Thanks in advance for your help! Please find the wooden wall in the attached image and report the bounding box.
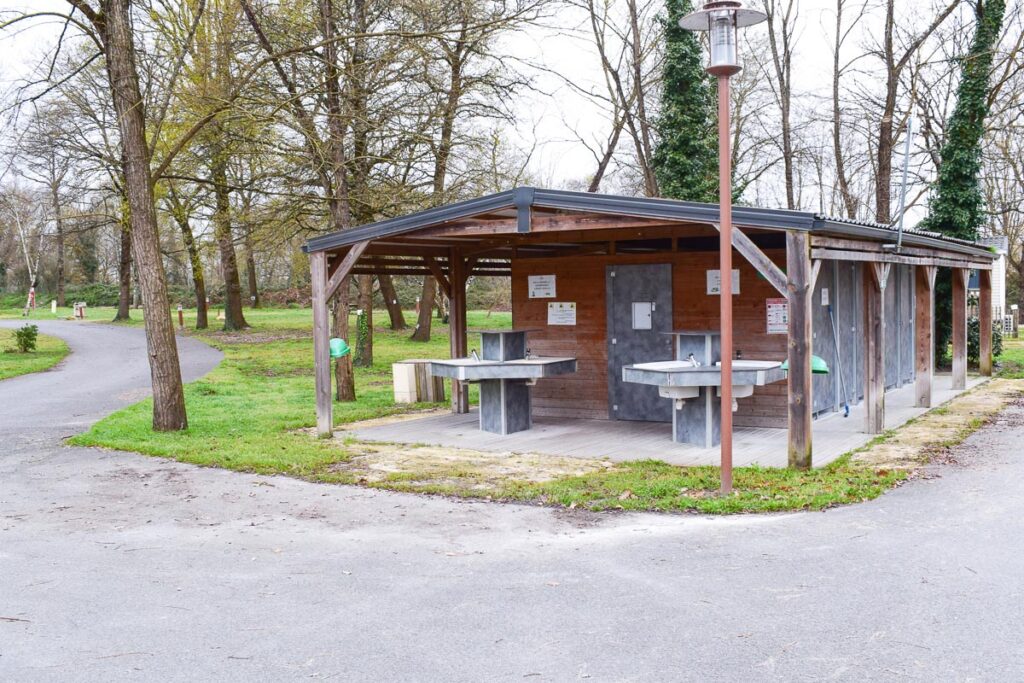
[510,249,789,427]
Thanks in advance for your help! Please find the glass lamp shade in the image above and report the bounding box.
[677,1,767,77]
[708,10,739,75]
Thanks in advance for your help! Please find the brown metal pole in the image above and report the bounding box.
[718,74,733,495]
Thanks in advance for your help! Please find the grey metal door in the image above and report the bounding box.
[606,264,674,422]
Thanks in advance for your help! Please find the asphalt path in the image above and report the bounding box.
[1,319,1022,681]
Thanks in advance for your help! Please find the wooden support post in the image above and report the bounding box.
[979,269,993,376]
[863,262,890,434]
[786,231,813,469]
[326,241,369,301]
[952,268,968,390]
[310,251,332,438]
[449,249,469,413]
[914,265,937,408]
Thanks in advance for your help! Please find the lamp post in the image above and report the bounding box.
[679,1,766,495]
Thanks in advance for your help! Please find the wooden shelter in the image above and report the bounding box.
[304,188,996,468]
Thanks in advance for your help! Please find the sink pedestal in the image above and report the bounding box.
[673,387,722,448]
[479,379,532,435]
[428,329,576,435]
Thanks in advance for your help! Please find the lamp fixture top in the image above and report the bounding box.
[677,1,768,31]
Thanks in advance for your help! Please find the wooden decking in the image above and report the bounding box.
[345,374,987,468]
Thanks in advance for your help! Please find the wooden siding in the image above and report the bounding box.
[510,250,789,426]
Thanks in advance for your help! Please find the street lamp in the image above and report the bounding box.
[679,1,766,495]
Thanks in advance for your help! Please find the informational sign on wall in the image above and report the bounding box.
[766,298,789,334]
[547,301,577,326]
[706,269,741,295]
[528,274,556,298]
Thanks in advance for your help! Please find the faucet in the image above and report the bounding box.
[687,353,700,367]
[470,349,480,361]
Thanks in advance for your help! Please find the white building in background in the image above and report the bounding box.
[970,236,1009,327]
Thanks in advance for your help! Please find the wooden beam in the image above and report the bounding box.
[418,214,682,238]
[811,235,987,261]
[715,223,788,295]
[810,247,992,271]
[325,241,369,301]
[810,259,823,290]
[863,262,889,434]
[980,269,993,376]
[952,268,968,390]
[786,231,813,469]
[915,265,937,408]
[423,256,452,298]
[449,249,469,413]
[310,251,332,438]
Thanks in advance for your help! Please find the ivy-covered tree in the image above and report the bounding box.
[921,0,1006,362]
[652,0,718,202]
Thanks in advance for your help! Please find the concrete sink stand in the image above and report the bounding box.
[429,329,576,435]
[622,331,784,448]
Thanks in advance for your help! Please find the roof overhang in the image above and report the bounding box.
[302,186,997,264]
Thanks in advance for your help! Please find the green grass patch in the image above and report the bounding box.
[0,329,69,381]
[499,456,904,514]
[997,338,1024,379]
[70,305,912,515]
[70,309,510,473]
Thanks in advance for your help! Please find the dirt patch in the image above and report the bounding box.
[204,332,309,344]
[327,440,613,491]
[852,378,1024,469]
[335,408,450,431]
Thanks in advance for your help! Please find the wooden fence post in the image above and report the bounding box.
[979,269,993,376]
[915,265,937,407]
[864,262,890,434]
[449,249,470,414]
[310,250,332,437]
[952,268,968,390]
[786,231,813,469]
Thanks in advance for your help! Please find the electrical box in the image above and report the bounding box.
[632,301,654,330]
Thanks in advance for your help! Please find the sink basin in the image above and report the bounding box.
[659,385,700,400]
[623,360,785,388]
[429,357,577,381]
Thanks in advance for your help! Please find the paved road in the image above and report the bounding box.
[1,320,1022,681]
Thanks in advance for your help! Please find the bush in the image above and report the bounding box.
[968,316,1003,367]
[14,324,38,353]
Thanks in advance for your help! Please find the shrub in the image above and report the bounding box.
[14,324,38,353]
[968,316,1003,366]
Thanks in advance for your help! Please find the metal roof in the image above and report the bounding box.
[303,186,996,261]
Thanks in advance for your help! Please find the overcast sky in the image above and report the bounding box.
[0,0,962,210]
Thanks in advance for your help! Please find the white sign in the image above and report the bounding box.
[821,288,830,306]
[528,274,556,298]
[766,298,788,334]
[706,269,740,295]
[547,301,577,326]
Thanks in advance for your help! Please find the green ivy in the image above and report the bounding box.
[651,0,718,202]
[921,0,1006,363]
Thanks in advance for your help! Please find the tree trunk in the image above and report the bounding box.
[52,184,66,307]
[178,211,208,330]
[378,273,406,329]
[332,280,355,401]
[101,0,187,431]
[114,223,132,321]
[210,144,248,331]
[245,235,260,308]
[354,274,373,366]
[411,277,436,342]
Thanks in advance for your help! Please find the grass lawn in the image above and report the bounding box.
[0,329,69,381]
[997,337,1024,379]
[64,304,927,514]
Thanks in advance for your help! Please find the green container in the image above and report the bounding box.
[329,337,351,359]
[781,355,830,375]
